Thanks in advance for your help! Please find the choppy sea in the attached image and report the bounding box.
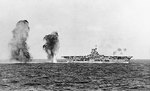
[0,59,149,91]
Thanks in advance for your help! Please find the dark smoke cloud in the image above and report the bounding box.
[43,32,59,61]
[113,51,116,55]
[9,20,31,63]
[123,48,127,51]
[113,48,127,55]
[117,48,122,51]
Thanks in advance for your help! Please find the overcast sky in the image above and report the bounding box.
[0,0,150,61]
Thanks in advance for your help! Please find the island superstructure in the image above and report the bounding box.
[61,47,132,63]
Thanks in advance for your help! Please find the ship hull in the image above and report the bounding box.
[61,56,132,63]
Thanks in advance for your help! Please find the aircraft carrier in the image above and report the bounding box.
[61,47,132,63]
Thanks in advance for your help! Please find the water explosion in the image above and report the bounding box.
[43,32,59,62]
[9,20,31,63]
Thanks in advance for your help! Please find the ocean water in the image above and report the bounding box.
[0,59,149,91]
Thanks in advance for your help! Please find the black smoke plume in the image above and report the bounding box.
[43,32,59,61]
[9,20,31,63]
[113,48,127,55]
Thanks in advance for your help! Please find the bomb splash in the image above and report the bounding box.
[9,20,31,63]
[43,32,59,62]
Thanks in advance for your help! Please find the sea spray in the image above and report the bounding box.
[43,32,59,62]
[9,20,31,63]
